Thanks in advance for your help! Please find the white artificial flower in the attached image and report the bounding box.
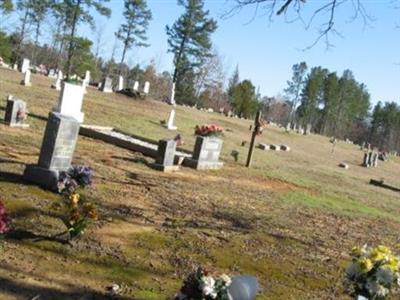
[201,276,216,298]
[376,284,389,297]
[361,244,371,257]
[220,274,232,287]
[376,268,393,285]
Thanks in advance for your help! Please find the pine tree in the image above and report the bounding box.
[30,0,49,65]
[227,64,239,103]
[115,0,152,74]
[284,62,307,123]
[0,0,13,13]
[166,0,217,102]
[232,79,258,118]
[64,0,111,79]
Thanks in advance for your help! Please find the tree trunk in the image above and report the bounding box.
[32,22,40,65]
[66,0,82,79]
[15,8,30,64]
[172,35,187,83]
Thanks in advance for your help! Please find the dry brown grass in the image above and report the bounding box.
[1,67,400,299]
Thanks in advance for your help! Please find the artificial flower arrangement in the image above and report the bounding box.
[57,165,97,239]
[16,108,28,123]
[346,244,400,299]
[194,125,224,138]
[256,119,268,135]
[176,267,232,300]
[0,200,10,238]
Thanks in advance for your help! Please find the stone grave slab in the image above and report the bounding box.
[185,136,224,170]
[3,96,29,127]
[24,112,80,190]
[152,139,180,172]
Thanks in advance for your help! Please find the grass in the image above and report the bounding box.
[0,67,400,299]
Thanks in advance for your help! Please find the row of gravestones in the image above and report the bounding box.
[363,151,379,168]
[258,143,290,151]
[14,58,151,98]
[285,122,312,135]
[99,76,150,96]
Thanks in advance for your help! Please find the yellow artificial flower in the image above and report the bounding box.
[70,193,80,206]
[358,257,373,273]
[376,245,391,255]
[352,246,362,257]
[370,249,385,263]
[384,256,399,272]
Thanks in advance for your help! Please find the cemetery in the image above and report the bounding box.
[1,1,400,299]
[1,67,400,299]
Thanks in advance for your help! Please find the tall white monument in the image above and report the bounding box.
[53,82,85,123]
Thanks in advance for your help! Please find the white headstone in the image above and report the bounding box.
[21,58,30,73]
[13,64,18,70]
[169,82,176,106]
[21,70,32,86]
[118,76,124,91]
[84,70,90,84]
[133,81,139,91]
[166,109,177,130]
[53,81,85,123]
[143,81,150,95]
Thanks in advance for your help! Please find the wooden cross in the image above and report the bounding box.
[246,111,262,168]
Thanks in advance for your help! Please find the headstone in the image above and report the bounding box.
[13,63,18,71]
[207,108,214,113]
[258,143,270,150]
[187,136,223,170]
[21,58,30,73]
[24,112,80,191]
[143,81,150,95]
[280,145,290,151]
[363,152,369,167]
[118,76,124,91]
[166,109,177,130]
[53,81,85,123]
[52,70,63,91]
[231,150,239,162]
[83,70,90,84]
[133,81,139,91]
[152,139,179,172]
[305,123,312,135]
[285,123,291,132]
[100,77,113,93]
[169,82,176,105]
[367,151,373,167]
[372,152,378,167]
[21,70,32,86]
[339,162,349,169]
[270,144,281,151]
[3,96,29,128]
[48,69,56,78]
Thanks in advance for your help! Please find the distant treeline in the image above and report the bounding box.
[263,62,400,153]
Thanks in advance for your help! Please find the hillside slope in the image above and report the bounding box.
[1,68,399,299]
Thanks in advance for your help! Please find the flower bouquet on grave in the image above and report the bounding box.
[56,165,97,240]
[0,200,10,251]
[176,267,232,300]
[194,124,224,138]
[345,244,400,300]
[16,108,28,123]
[256,119,268,136]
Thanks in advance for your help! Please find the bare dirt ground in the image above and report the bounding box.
[1,68,400,299]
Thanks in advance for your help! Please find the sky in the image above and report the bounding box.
[3,0,400,105]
